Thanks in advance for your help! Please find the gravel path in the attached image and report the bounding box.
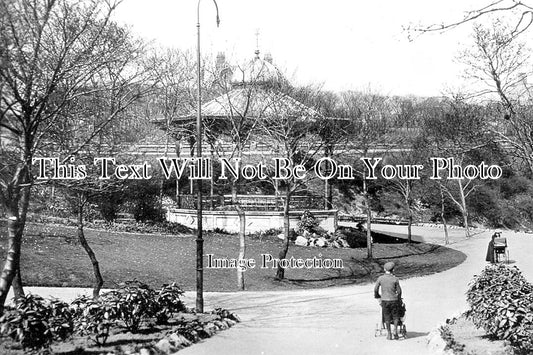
[12,225,533,355]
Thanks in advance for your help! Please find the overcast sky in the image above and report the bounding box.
[113,0,499,97]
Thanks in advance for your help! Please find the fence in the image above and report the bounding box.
[177,194,323,211]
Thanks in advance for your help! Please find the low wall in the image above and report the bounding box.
[166,208,338,234]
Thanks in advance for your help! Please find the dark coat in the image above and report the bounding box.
[486,240,495,263]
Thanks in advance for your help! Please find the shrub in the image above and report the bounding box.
[101,280,160,332]
[72,282,187,344]
[154,283,186,323]
[337,227,366,248]
[99,281,187,331]
[72,295,115,346]
[0,294,73,349]
[466,264,533,352]
[249,227,283,240]
[298,210,319,233]
[0,282,189,349]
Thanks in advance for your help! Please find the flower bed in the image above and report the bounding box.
[0,282,239,354]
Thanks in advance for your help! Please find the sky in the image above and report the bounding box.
[113,0,498,97]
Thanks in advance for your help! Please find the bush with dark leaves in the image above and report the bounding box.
[72,295,115,346]
[155,283,186,323]
[0,294,74,349]
[466,264,533,352]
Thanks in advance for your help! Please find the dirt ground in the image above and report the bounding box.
[448,316,514,355]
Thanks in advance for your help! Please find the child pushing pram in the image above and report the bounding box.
[374,262,406,340]
[375,298,407,338]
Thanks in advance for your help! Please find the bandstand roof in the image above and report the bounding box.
[198,86,320,121]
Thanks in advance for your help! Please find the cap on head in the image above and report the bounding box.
[384,262,395,272]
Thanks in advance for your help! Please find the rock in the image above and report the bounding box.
[225,319,237,327]
[426,327,454,355]
[169,333,191,347]
[336,232,347,240]
[295,236,308,246]
[214,320,228,330]
[196,313,219,323]
[339,239,350,248]
[155,338,173,354]
[204,322,218,336]
[139,349,151,355]
[315,237,327,247]
[277,233,285,240]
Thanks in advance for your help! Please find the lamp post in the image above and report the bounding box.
[196,0,219,313]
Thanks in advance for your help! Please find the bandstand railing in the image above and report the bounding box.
[177,194,322,211]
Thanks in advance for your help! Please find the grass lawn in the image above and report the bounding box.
[0,221,466,291]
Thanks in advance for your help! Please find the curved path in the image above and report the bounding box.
[13,226,533,355]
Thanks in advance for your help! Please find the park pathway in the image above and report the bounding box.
[15,225,533,355]
[176,225,533,355]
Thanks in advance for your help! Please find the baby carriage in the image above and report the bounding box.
[493,236,509,264]
[374,299,407,338]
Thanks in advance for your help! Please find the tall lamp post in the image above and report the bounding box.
[196,0,219,313]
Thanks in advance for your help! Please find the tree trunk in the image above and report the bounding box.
[0,177,32,311]
[407,211,413,244]
[236,206,246,290]
[159,178,165,209]
[210,150,214,210]
[12,185,31,300]
[462,209,470,238]
[231,180,238,204]
[457,180,470,237]
[276,192,291,280]
[0,212,22,313]
[405,184,412,244]
[274,180,280,210]
[324,178,333,210]
[439,185,450,245]
[175,141,181,208]
[363,178,373,259]
[77,199,104,299]
[12,269,24,300]
[323,151,333,210]
[176,179,181,208]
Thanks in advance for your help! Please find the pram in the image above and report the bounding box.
[493,236,509,264]
[374,299,407,338]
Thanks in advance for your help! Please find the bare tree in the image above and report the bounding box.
[0,0,151,311]
[147,49,199,205]
[461,22,533,176]
[407,0,533,40]
[301,89,350,210]
[54,173,125,299]
[259,84,325,280]
[419,97,489,237]
[338,90,393,258]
